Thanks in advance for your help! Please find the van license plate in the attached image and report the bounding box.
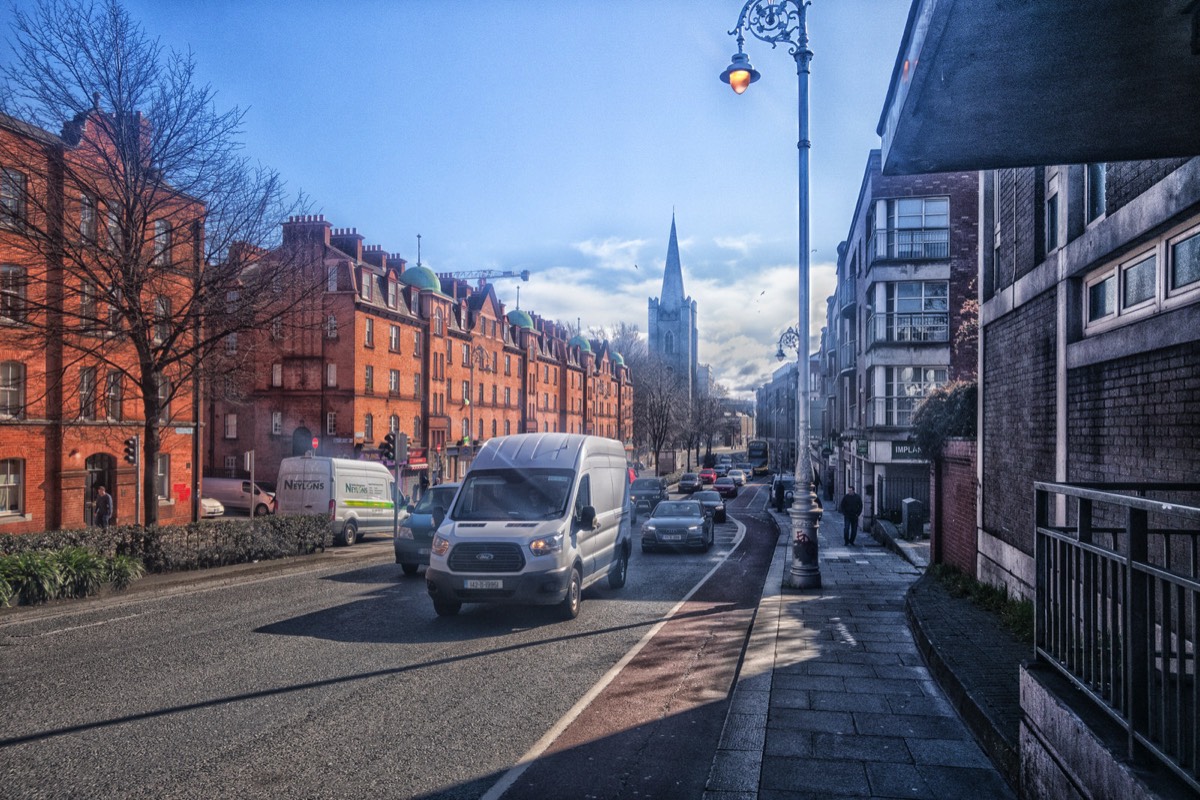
[465,579,503,589]
[661,534,682,541]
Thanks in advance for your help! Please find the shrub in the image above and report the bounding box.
[6,551,62,605]
[0,564,13,607]
[105,554,146,590]
[53,547,107,598]
[911,381,977,461]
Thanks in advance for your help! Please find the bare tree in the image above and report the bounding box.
[0,0,314,524]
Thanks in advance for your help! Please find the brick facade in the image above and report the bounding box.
[930,438,977,575]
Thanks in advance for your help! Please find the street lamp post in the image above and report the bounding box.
[723,0,821,589]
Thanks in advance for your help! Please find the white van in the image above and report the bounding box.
[424,433,632,618]
[202,477,276,517]
[275,455,398,546]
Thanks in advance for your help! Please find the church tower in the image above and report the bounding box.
[648,215,699,405]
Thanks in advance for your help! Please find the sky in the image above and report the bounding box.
[1,0,914,401]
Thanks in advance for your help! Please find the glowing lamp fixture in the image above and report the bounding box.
[720,49,759,94]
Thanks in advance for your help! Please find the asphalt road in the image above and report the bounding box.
[0,482,778,800]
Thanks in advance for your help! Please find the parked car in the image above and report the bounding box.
[699,468,717,485]
[395,482,460,576]
[677,472,702,493]
[631,477,669,521]
[640,499,713,552]
[199,497,224,518]
[714,476,738,499]
[693,489,727,523]
[201,477,276,516]
[727,469,747,486]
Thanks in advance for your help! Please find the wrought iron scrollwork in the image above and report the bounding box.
[730,0,811,57]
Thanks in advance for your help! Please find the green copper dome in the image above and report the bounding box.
[506,308,534,330]
[568,334,592,353]
[399,265,443,293]
[612,352,625,366]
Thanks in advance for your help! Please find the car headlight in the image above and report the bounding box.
[431,535,451,557]
[529,532,564,556]
[643,523,656,532]
[687,524,701,532]
[397,525,414,540]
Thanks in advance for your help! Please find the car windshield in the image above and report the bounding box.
[681,473,698,481]
[695,491,721,502]
[654,501,703,519]
[414,485,457,514]
[632,478,662,491]
[451,469,574,521]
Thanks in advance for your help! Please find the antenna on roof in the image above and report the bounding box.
[416,234,422,268]
[516,286,521,309]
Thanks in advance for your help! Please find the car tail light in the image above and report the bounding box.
[329,499,336,519]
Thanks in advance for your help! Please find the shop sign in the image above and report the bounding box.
[856,440,868,457]
[891,440,922,459]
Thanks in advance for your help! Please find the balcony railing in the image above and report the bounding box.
[1034,482,1200,793]
[870,228,950,262]
[867,311,949,346]
[838,274,857,314]
[839,339,857,372]
[865,396,920,428]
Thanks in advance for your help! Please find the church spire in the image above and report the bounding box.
[660,214,685,311]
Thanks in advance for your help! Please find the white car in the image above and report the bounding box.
[199,497,225,518]
[728,469,746,486]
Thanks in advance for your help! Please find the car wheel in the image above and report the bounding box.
[254,503,270,517]
[608,545,628,589]
[400,562,419,576]
[339,521,357,546]
[433,598,461,616]
[560,566,582,620]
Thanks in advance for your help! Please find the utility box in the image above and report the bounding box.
[901,498,925,540]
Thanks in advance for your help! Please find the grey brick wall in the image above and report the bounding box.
[982,289,1058,556]
[1107,158,1191,215]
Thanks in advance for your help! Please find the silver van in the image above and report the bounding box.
[275,455,399,545]
[424,433,632,618]
[201,477,275,516]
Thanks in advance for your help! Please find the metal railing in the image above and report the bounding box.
[865,396,920,428]
[839,339,857,372]
[867,311,949,345]
[1034,482,1200,793]
[838,274,857,313]
[869,228,950,262]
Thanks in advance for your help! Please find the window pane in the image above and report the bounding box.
[1172,232,1200,290]
[1122,255,1156,307]
[1088,275,1116,321]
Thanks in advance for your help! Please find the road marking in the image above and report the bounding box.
[481,514,748,800]
[9,612,146,638]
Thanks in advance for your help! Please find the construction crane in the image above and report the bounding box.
[437,268,531,288]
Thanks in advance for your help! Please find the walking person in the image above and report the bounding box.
[838,485,863,545]
[94,485,114,529]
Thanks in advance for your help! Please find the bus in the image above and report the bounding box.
[747,440,769,476]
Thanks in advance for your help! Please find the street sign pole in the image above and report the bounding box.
[394,433,409,537]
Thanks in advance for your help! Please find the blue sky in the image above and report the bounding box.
[3,0,913,400]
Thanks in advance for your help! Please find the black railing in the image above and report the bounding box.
[876,475,929,524]
[1034,482,1200,793]
[867,311,950,345]
[870,228,950,262]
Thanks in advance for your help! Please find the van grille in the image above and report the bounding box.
[448,543,526,573]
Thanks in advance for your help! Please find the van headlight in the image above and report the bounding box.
[431,535,451,557]
[529,533,563,556]
[397,525,414,540]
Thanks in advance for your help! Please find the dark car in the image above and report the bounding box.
[713,463,728,478]
[394,482,460,576]
[631,477,669,521]
[714,476,738,499]
[693,489,727,523]
[678,472,702,493]
[699,468,717,485]
[771,473,796,511]
[640,499,713,552]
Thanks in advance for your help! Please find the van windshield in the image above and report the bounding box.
[452,469,575,522]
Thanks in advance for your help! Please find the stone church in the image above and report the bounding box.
[647,215,699,405]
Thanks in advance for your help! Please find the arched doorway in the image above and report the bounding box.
[85,453,117,526]
[292,427,313,457]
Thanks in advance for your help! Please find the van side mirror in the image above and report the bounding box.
[579,505,596,527]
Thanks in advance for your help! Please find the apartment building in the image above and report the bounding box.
[822,151,978,521]
[207,215,635,496]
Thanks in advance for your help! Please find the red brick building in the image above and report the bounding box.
[206,215,635,497]
[1,110,202,533]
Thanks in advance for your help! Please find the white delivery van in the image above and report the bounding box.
[275,455,398,546]
[424,433,632,619]
[201,477,276,516]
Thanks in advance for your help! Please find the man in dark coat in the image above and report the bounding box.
[838,486,863,545]
[94,485,114,529]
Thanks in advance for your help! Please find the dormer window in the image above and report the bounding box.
[361,273,373,301]
[387,280,398,308]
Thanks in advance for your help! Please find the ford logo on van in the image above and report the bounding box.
[476,552,494,561]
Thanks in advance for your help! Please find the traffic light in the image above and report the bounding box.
[380,432,396,462]
[395,433,408,464]
[123,436,138,465]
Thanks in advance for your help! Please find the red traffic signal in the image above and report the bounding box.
[311,437,319,450]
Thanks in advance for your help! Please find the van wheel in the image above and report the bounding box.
[254,503,270,517]
[339,521,357,546]
[608,546,628,589]
[400,562,419,577]
[433,598,461,616]
[559,566,582,620]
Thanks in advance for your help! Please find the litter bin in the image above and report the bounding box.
[901,498,924,540]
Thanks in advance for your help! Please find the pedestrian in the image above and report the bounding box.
[774,477,785,512]
[94,484,114,529]
[838,486,863,545]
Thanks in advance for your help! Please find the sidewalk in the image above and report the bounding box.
[704,505,1017,799]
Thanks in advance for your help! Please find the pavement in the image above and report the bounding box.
[703,503,1025,800]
